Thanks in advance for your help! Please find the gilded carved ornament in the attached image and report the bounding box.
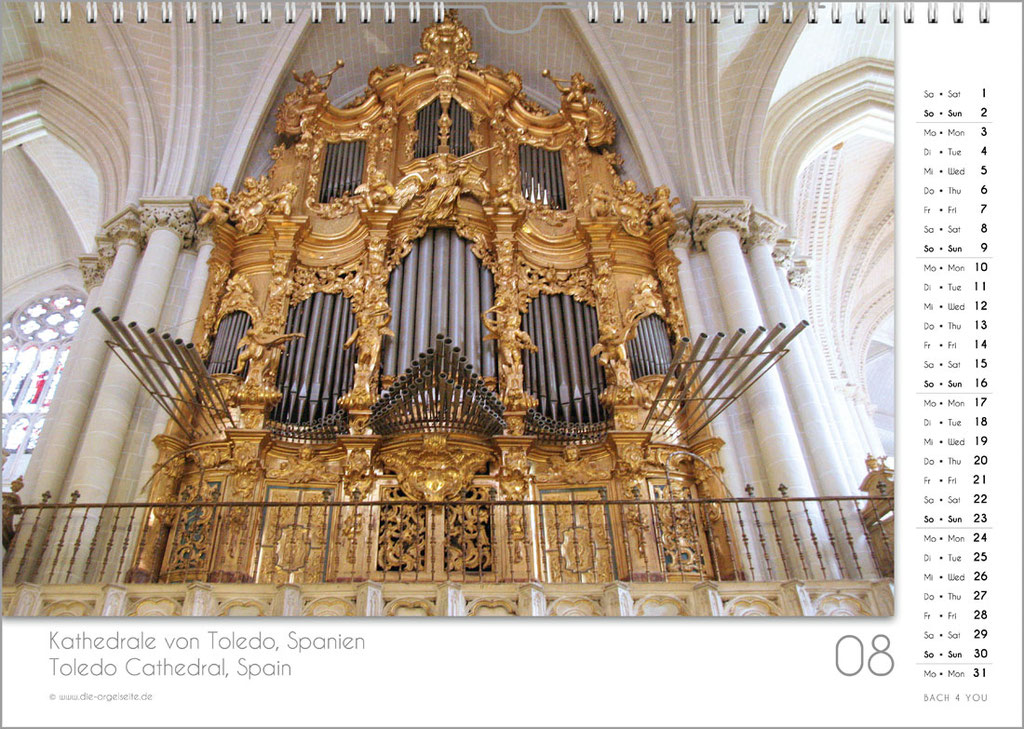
[392,148,493,224]
[339,237,394,410]
[196,260,232,358]
[196,177,297,236]
[229,440,266,501]
[267,447,338,484]
[414,10,478,75]
[589,261,641,409]
[379,433,490,502]
[538,444,612,484]
[585,180,678,238]
[483,239,537,411]
[541,67,616,148]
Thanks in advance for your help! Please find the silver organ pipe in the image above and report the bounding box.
[560,294,584,422]
[433,228,450,334]
[627,314,673,378]
[518,144,567,210]
[479,265,496,377]
[523,293,606,425]
[449,234,465,348]
[464,243,480,366]
[318,140,367,202]
[270,292,356,429]
[414,98,442,158]
[414,97,472,159]
[206,310,252,375]
[449,98,472,157]
[381,229,497,377]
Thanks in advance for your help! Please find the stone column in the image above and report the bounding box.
[691,200,815,499]
[786,268,870,484]
[747,215,853,498]
[131,230,216,501]
[55,201,194,581]
[838,381,872,459]
[21,211,143,504]
[63,202,194,505]
[174,229,215,340]
[692,199,836,579]
[853,388,887,457]
[670,227,748,499]
[772,255,858,487]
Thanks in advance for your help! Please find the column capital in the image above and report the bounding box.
[690,198,752,251]
[746,210,786,253]
[194,226,216,251]
[101,206,145,248]
[139,198,197,246]
[787,257,811,289]
[78,254,105,291]
[668,212,694,251]
[772,238,796,270]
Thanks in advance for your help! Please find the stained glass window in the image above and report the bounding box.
[2,290,85,483]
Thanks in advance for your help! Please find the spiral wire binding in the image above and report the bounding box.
[29,2,993,25]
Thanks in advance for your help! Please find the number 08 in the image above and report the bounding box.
[836,635,894,676]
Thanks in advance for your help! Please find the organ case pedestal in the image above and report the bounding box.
[132,12,734,586]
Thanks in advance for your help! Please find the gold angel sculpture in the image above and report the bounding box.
[393,148,494,222]
[234,325,304,390]
[196,184,231,227]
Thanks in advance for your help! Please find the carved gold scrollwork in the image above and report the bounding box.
[378,433,491,502]
[290,263,360,304]
[444,485,493,572]
[377,484,428,572]
[266,446,338,485]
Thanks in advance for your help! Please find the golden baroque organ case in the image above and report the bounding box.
[134,12,733,586]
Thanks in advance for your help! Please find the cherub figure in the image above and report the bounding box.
[542,69,594,111]
[492,170,525,213]
[615,179,649,236]
[648,186,680,227]
[353,167,396,208]
[276,60,345,135]
[587,183,615,218]
[230,177,297,234]
[196,184,231,227]
[234,324,304,389]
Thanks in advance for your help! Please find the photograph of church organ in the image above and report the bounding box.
[2,6,894,617]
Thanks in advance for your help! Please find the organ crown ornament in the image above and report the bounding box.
[414,10,478,73]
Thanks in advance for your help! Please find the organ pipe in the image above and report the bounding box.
[318,140,367,202]
[270,292,356,427]
[518,144,567,210]
[382,229,496,377]
[206,310,252,375]
[415,97,473,159]
[628,314,673,379]
[523,293,606,425]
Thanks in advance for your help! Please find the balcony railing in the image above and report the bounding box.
[3,492,893,586]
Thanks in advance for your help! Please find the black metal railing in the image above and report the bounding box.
[3,492,892,586]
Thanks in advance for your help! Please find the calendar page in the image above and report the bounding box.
[0,2,1021,727]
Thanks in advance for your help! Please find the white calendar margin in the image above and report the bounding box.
[1,4,1022,728]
